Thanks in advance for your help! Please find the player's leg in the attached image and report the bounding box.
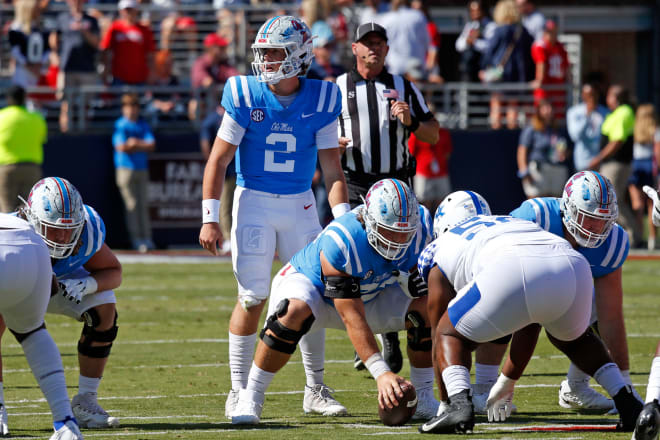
[0,316,8,435]
[472,341,509,413]
[633,341,660,440]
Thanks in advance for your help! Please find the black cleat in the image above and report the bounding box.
[353,351,366,371]
[613,385,644,432]
[633,400,660,440]
[419,389,474,434]
[382,332,403,374]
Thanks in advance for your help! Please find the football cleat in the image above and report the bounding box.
[558,379,615,413]
[632,400,660,440]
[419,389,474,434]
[303,384,348,416]
[613,385,644,432]
[412,387,441,421]
[225,389,240,419]
[50,417,83,440]
[380,332,403,374]
[231,389,263,425]
[71,393,119,428]
[0,403,8,436]
[353,351,366,371]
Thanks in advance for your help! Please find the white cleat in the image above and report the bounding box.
[558,379,615,413]
[231,389,263,425]
[72,393,119,428]
[225,389,240,419]
[412,387,441,421]
[303,384,348,416]
[0,402,8,436]
[49,417,83,440]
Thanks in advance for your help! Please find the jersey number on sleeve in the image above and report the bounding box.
[264,133,296,173]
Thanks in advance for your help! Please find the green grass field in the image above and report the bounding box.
[3,258,659,439]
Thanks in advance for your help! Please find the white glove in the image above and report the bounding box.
[58,277,98,304]
[50,418,83,440]
[486,374,516,422]
[643,185,660,227]
[393,269,428,299]
[0,402,8,436]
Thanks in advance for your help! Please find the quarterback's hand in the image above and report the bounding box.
[59,277,97,304]
[393,268,428,298]
[643,185,660,227]
[486,374,516,422]
[199,222,222,255]
[0,402,8,436]
[376,373,407,410]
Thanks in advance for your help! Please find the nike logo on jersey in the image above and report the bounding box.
[304,204,313,210]
[301,112,314,118]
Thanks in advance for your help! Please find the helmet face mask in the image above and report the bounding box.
[21,177,85,259]
[362,179,419,260]
[252,16,313,84]
[561,171,618,248]
[433,191,491,238]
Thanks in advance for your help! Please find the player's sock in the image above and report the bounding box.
[410,366,435,391]
[475,363,499,385]
[21,329,72,422]
[0,381,4,403]
[79,375,101,395]
[593,362,627,397]
[246,363,275,398]
[229,332,257,390]
[300,329,325,387]
[566,363,590,385]
[442,365,471,397]
[645,357,660,403]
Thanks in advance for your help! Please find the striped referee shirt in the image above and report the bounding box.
[336,67,434,177]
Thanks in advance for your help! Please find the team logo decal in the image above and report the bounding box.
[251,109,265,122]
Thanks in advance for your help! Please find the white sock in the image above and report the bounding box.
[245,362,275,402]
[78,375,101,396]
[300,329,325,388]
[229,332,257,391]
[475,363,499,385]
[566,363,590,384]
[593,362,626,397]
[646,357,660,403]
[0,382,4,404]
[21,329,72,422]
[442,365,471,398]
[410,366,435,392]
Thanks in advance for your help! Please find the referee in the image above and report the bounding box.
[337,23,439,373]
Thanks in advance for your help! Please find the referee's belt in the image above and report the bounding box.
[344,169,411,186]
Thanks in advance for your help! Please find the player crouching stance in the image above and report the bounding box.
[231,179,439,424]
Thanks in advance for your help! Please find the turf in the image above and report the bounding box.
[3,259,659,439]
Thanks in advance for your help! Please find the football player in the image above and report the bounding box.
[417,211,642,434]
[0,177,121,429]
[231,179,439,424]
[199,16,351,418]
[0,213,83,439]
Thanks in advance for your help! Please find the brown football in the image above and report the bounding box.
[378,383,417,426]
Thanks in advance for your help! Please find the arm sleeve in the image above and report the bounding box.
[519,126,533,149]
[99,24,113,50]
[141,122,155,143]
[408,79,434,121]
[316,120,339,150]
[112,122,126,147]
[531,43,545,64]
[217,112,245,146]
[509,201,537,222]
[566,107,588,142]
[455,25,469,52]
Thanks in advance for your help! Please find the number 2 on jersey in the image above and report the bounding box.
[264,133,296,172]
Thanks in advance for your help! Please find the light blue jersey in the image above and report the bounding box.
[222,75,342,194]
[290,205,432,304]
[52,205,106,278]
[510,197,629,278]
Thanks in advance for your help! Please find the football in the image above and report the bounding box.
[378,383,417,426]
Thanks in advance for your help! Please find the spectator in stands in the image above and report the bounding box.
[378,0,430,77]
[455,0,496,83]
[590,84,641,247]
[0,86,46,213]
[306,29,345,82]
[8,0,50,89]
[411,0,443,84]
[409,128,452,213]
[145,49,186,128]
[51,0,101,133]
[480,0,534,129]
[358,0,388,24]
[100,0,156,85]
[628,104,659,250]
[517,99,570,198]
[112,93,155,253]
[516,0,545,41]
[567,83,609,172]
[530,20,569,115]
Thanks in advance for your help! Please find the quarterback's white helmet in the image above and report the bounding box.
[20,177,85,259]
[251,15,314,84]
[560,171,618,248]
[433,190,491,238]
[362,179,419,260]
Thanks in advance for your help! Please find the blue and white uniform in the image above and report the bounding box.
[269,205,432,333]
[418,215,593,342]
[219,75,343,301]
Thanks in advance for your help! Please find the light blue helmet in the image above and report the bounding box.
[433,190,491,238]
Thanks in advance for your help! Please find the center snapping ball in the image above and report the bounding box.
[378,382,417,426]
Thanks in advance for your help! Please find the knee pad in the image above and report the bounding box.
[78,310,118,359]
[406,311,432,352]
[259,299,315,355]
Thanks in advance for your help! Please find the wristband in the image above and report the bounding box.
[516,169,529,179]
[332,203,351,219]
[202,199,220,223]
[406,117,420,132]
[81,276,98,295]
[365,352,391,379]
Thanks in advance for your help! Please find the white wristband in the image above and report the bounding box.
[82,276,98,295]
[365,352,391,379]
[331,202,351,219]
[202,199,220,223]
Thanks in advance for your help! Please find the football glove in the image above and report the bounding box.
[59,277,98,304]
[487,373,516,422]
[50,417,83,440]
[393,268,428,298]
[643,185,660,227]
